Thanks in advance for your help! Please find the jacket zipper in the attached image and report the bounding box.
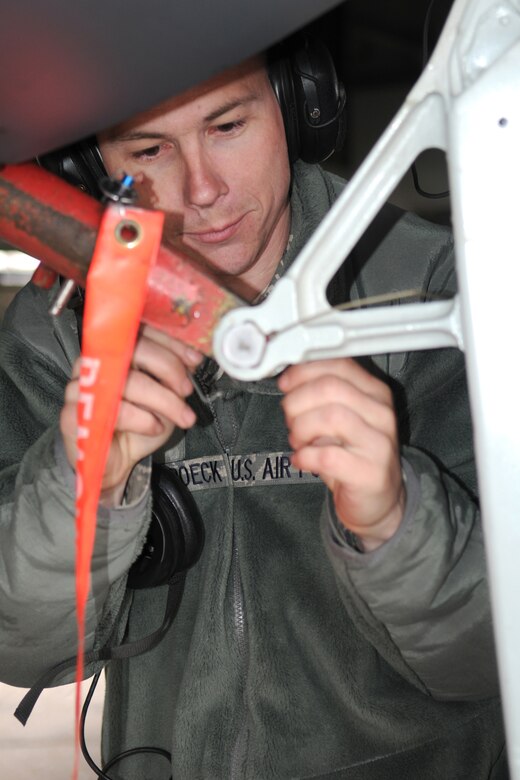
[201,374,250,778]
[229,523,249,778]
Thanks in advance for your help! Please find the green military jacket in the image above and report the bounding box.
[0,162,507,778]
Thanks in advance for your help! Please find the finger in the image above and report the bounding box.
[130,341,195,397]
[139,325,203,368]
[123,370,197,428]
[65,359,196,425]
[60,402,78,439]
[291,440,398,499]
[279,358,391,404]
[68,347,194,402]
[62,384,193,443]
[71,358,81,380]
[282,375,396,436]
[286,403,395,461]
[113,400,166,437]
[290,442,371,490]
[64,377,80,403]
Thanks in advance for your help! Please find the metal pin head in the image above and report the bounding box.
[220,321,267,369]
[99,173,137,205]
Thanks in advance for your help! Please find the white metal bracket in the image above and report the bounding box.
[215,0,520,773]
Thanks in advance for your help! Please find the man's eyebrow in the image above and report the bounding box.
[106,130,169,144]
[203,93,259,123]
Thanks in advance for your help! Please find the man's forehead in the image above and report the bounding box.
[101,55,267,141]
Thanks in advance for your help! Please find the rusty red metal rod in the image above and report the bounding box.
[0,162,241,354]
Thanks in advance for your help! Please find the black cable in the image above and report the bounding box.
[77,568,187,778]
[79,669,172,780]
[103,746,172,777]
[422,0,438,68]
[80,672,111,780]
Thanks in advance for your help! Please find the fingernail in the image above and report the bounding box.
[182,375,194,395]
[183,407,196,427]
[185,347,203,366]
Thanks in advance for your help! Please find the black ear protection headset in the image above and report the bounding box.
[38,34,346,196]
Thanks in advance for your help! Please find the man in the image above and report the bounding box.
[0,42,507,778]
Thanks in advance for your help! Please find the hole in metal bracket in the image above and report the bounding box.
[115,219,142,248]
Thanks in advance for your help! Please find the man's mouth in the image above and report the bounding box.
[183,215,245,245]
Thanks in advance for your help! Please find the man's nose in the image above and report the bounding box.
[183,148,228,208]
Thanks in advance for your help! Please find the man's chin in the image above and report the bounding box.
[194,253,260,300]
[185,244,251,277]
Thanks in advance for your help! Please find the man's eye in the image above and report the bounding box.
[214,119,246,134]
[131,144,161,160]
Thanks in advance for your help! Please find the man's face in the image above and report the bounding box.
[98,59,291,300]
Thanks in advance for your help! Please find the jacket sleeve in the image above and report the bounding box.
[0,285,151,687]
[322,209,499,701]
[322,451,498,702]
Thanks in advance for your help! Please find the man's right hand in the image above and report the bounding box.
[60,325,202,506]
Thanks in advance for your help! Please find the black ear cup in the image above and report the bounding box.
[268,35,346,164]
[38,137,108,199]
[127,464,205,590]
